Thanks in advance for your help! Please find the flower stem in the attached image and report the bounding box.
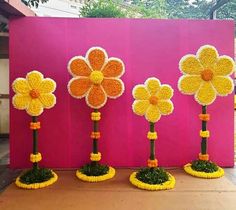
[32,116,39,171]
[92,109,99,165]
[201,105,207,155]
[149,122,155,160]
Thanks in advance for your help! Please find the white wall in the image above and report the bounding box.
[0,59,9,134]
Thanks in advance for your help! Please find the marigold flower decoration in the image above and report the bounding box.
[130,77,175,191]
[67,47,125,182]
[178,45,235,179]
[67,46,125,109]
[132,77,174,123]
[178,45,235,106]
[12,70,58,189]
[12,70,56,116]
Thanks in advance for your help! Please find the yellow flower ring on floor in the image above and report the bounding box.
[76,166,115,182]
[178,45,235,105]
[184,163,224,179]
[67,47,125,109]
[132,77,174,123]
[15,171,58,189]
[129,171,175,191]
[12,70,56,116]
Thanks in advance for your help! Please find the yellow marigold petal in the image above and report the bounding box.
[38,78,56,94]
[12,78,30,94]
[68,56,92,77]
[195,82,216,105]
[145,104,161,123]
[197,45,219,68]
[132,85,149,100]
[132,100,149,116]
[26,71,43,89]
[12,94,31,110]
[156,85,173,100]
[86,85,107,109]
[68,78,92,98]
[178,75,202,95]
[86,47,107,71]
[211,76,233,96]
[101,78,124,98]
[26,99,43,116]
[179,54,202,75]
[214,55,235,76]
[157,100,174,115]
[102,58,124,78]
[39,94,56,109]
[145,77,161,95]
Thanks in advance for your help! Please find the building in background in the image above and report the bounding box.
[0,0,35,137]
[32,0,85,17]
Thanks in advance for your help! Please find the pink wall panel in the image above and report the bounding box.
[9,17,234,168]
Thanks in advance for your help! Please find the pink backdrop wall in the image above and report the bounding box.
[9,17,235,169]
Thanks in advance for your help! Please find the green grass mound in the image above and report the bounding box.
[136,167,169,185]
[20,168,54,184]
[79,162,109,176]
[191,160,218,173]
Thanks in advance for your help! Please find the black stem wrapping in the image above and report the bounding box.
[32,116,38,171]
[149,122,155,160]
[92,109,99,165]
[201,105,207,155]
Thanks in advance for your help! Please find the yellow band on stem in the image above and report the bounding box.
[90,152,101,161]
[91,112,101,121]
[30,152,42,163]
[147,131,158,140]
[200,130,210,138]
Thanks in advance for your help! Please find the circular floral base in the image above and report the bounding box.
[184,163,224,178]
[15,171,58,189]
[129,171,175,191]
[76,166,115,182]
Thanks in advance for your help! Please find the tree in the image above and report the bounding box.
[21,0,49,8]
[80,0,126,18]
[130,0,167,18]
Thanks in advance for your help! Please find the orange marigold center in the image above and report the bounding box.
[30,89,40,99]
[89,70,104,85]
[149,95,158,105]
[201,69,213,81]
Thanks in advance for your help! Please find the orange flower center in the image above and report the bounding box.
[89,70,104,85]
[201,69,213,81]
[149,95,158,105]
[30,89,40,99]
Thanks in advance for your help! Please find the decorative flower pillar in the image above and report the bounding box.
[12,70,58,189]
[178,45,235,178]
[67,47,125,182]
[129,77,175,190]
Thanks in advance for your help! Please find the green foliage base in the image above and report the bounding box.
[191,160,218,173]
[19,168,54,184]
[136,167,169,185]
[79,162,109,176]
